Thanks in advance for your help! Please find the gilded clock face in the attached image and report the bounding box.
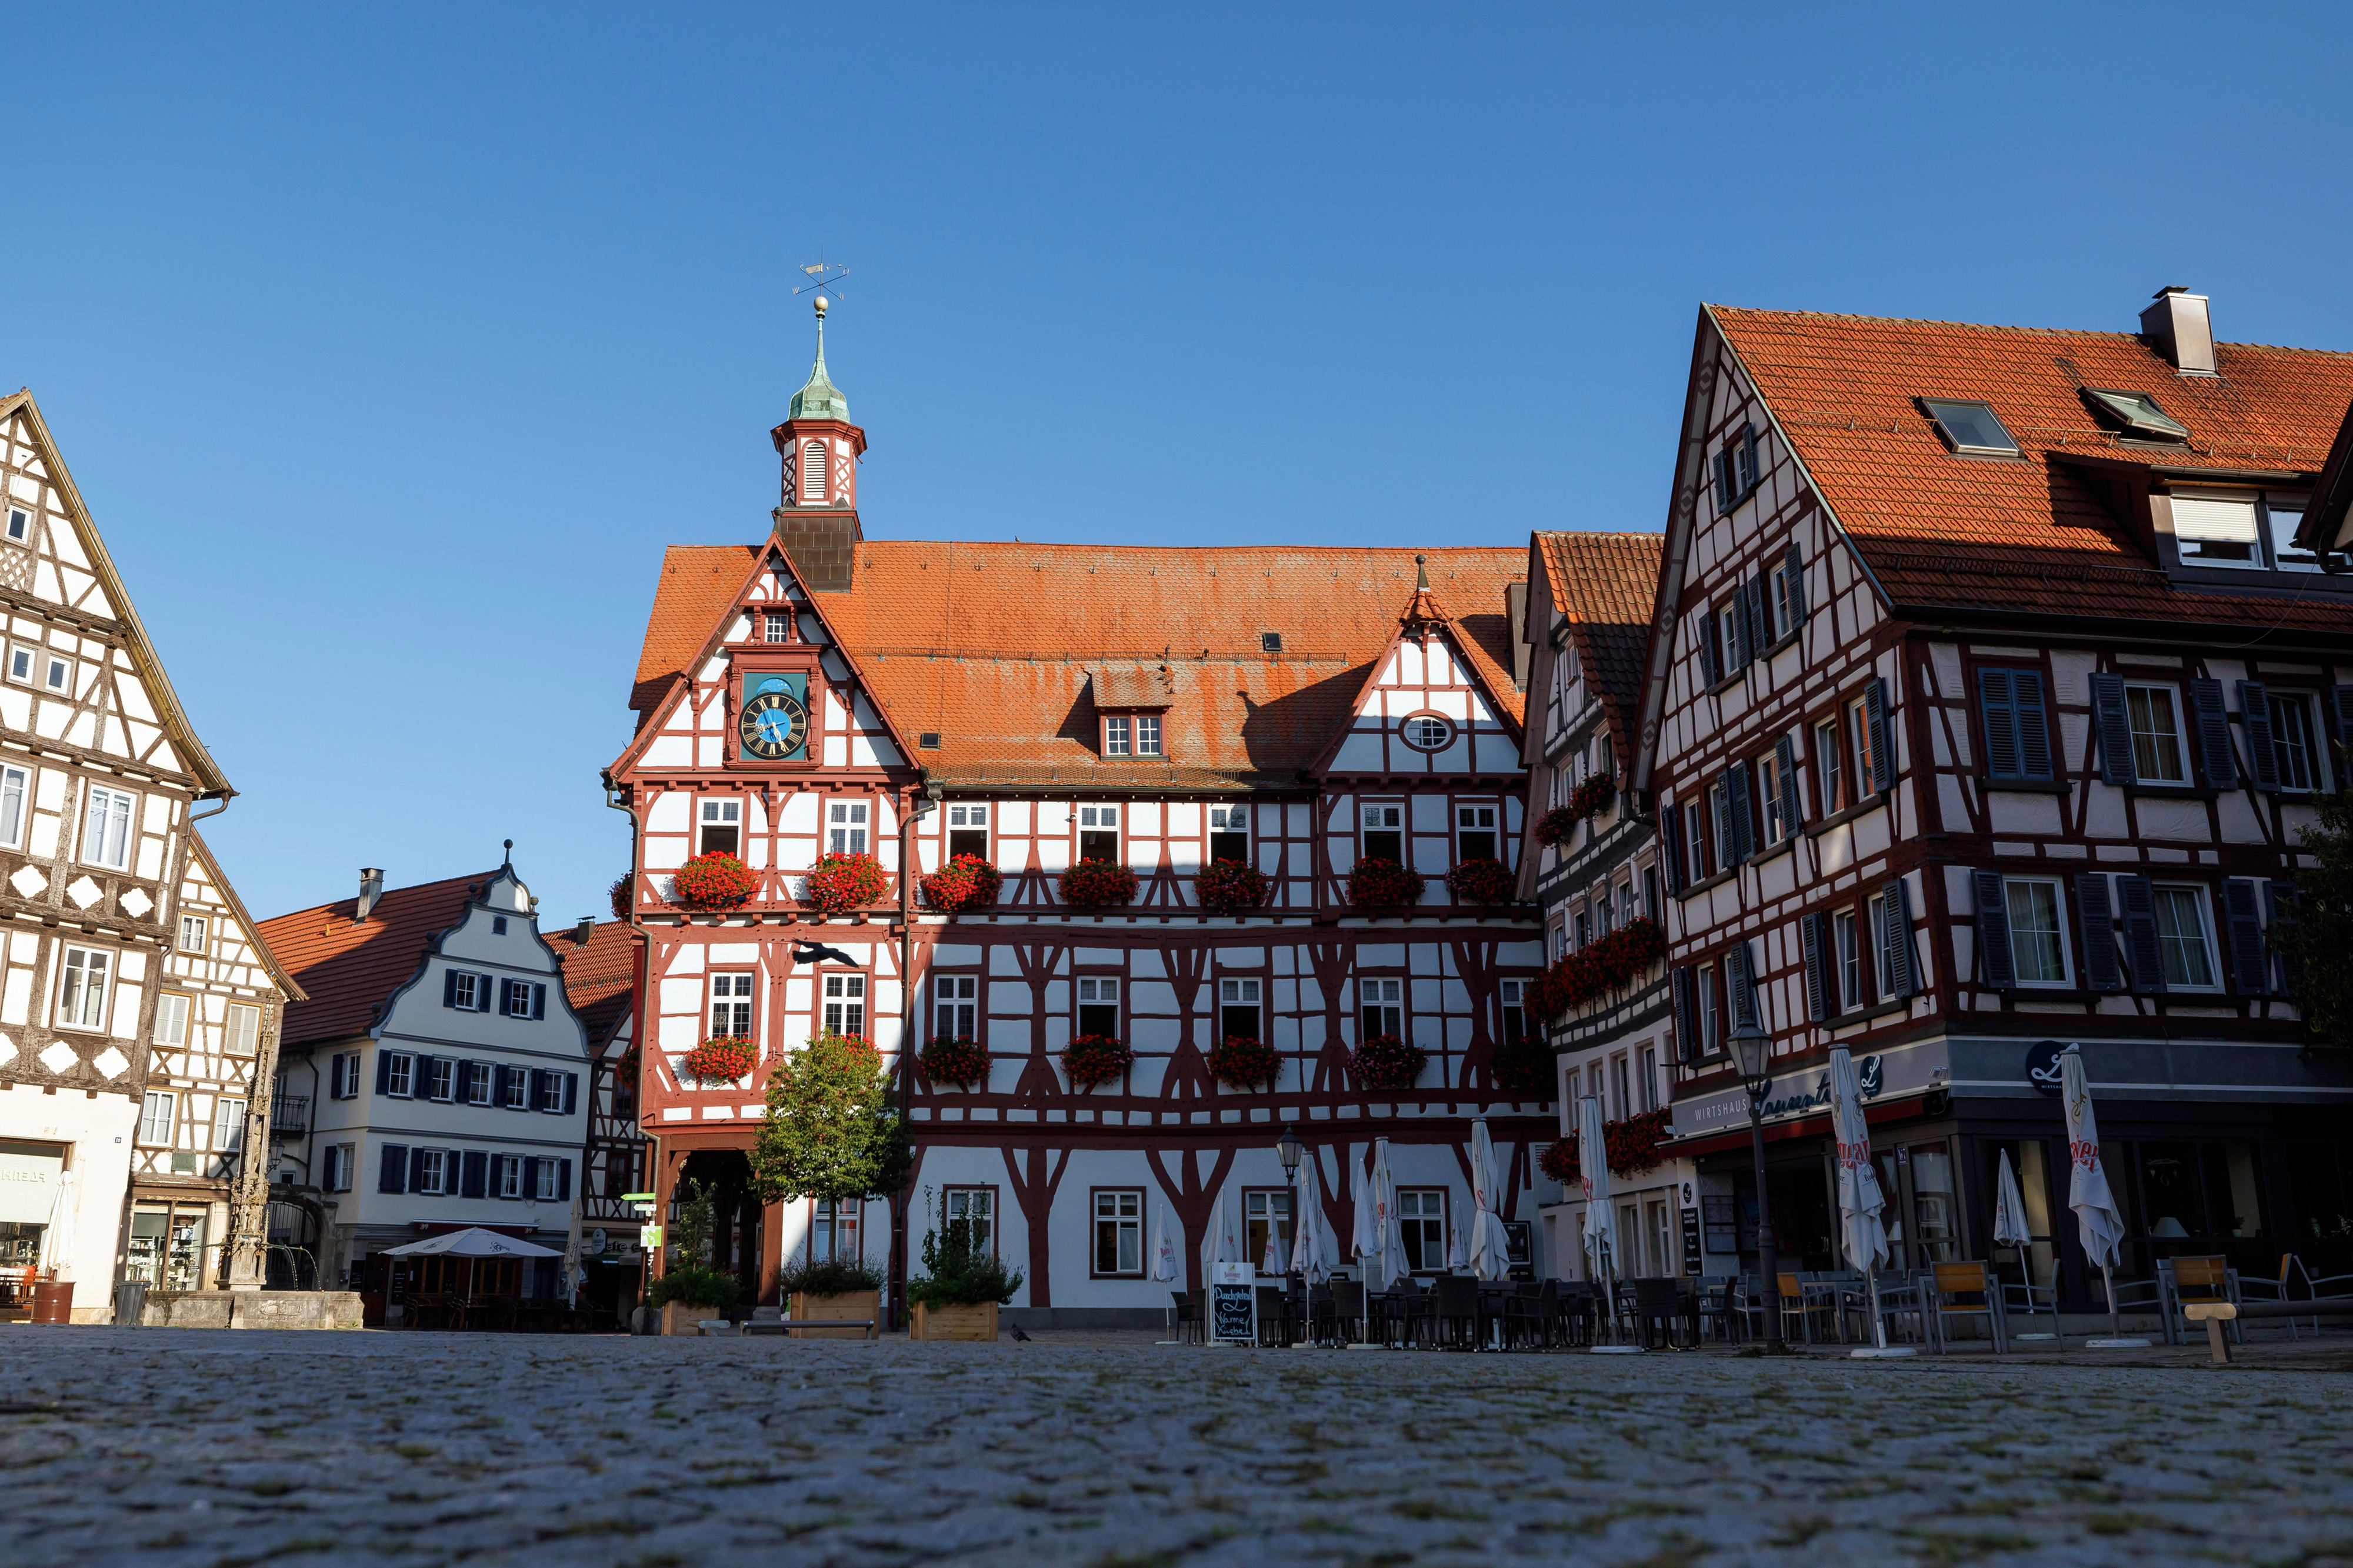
[738,689,808,759]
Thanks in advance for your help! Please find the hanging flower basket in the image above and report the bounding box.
[919,854,1002,913]
[1445,858,1515,907]
[1532,807,1582,848]
[1350,1034,1428,1094]
[1604,1107,1672,1177]
[1589,916,1667,987]
[1062,1035,1133,1090]
[1490,1037,1554,1100]
[682,1036,756,1086]
[1197,858,1273,916]
[1568,775,1617,820]
[919,1037,990,1090]
[1205,1035,1282,1092]
[1060,858,1138,910]
[608,874,635,921]
[803,852,891,912]
[1347,859,1425,909]
[672,852,760,911]
[1538,1137,1579,1184]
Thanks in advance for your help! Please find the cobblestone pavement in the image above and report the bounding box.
[11,1326,2353,1567]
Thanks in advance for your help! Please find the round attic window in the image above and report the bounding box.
[1399,713,1454,751]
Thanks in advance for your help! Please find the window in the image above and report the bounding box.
[1815,719,1844,813]
[823,973,866,1036]
[828,800,869,855]
[1402,716,1450,750]
[709,973,754,1037]
[811,1196,858,1260]
[2125,683,2188,783]
[1456,803,1498,863]
[2153,885,2219,989]
[1078,805,1119,863]
[214,1098,248,1153]
[944,1187,995,1256]
[801,438,828,501]
[45,656,68,692]
[1848,696,1878,798]
[422,1056,454,1102]
[1261,632,1282,653]
[502,1068,527,1109]
[1094,1190,1142,1275]
[538,1072,566,1113]
[1360,803,1403,863]
[465,1060,492,1105]
[1359,977,1403,1040]
[3,505,25,542]
[447,970,490,1012]
[2269,693,2326,792]
[2267,499,2319,572]
[1617,878,1637,929]
[1758,751,1788,846]
[1833,909,1861,1012]
[2085,386,2189,442]
[178,915,209,953]
[535,1157,559,1200]
[1207,805,1248,864]
[2005,878,2069,986]
[81,785,133,870]
[416,1149,448,1195]
[2171,495,2261,569]
[1245,1189,1292,1269]
[1076,976,1119,1036]
[1575,906,1592,949]
[1717,601,1745,676]
[1610,1053,1630,1122]
[325,1143,354,1193]
[384,1050,415,1098]
[1769,551,1804,640]
[1869,894,1908,1002]
[1920,398,2021,457]
[498,1155,522,1198]
[225,1005,257,1053]
[499,979,546,1019]
[1219,976,1262,1042]
[1697,962,1719,1055]
[154,992,191,1049]
[1499,978,1528,1044]
[331,1051,361,1099]
[1711,423,1760,512]
[946,804,988,861]
[1638,1045,1658,1112]
[56,945,111,1030]
[1683,798,1709,883]
[935,975,977,1037]
[1104,715,1130,756]
[1398,1189,1447,1272]
[698,798,741,856]
[763,610,791,643]
[139,1090,175,1145]
[1136,716,1162,756]
[4,648,26,685]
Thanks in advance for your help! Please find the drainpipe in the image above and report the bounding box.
[892,776,938,1332]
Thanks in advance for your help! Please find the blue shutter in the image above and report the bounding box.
[492,1063,510,1107]
[2090,672,2137,786]
[2189,679,2237,789]
[2224,880,2268,995]
[528,1068,546,1111]
[1974,870,2015,990]
[1660,803,1684,893]
[414,1054,435,1102]
[556,1159,572,1201]
[532,983,547,1020]
[2075,873,2124,994]
[1671,966,1697,1062]
[2239,682,2279,792]
[444,970,459,1008]
[1881,879,1918,997]
[374,1050,391,1096]
[461,1150,488,1200]
[1980,669,2022,780]
[1865,679,1896,794]
[2116,875,2164,993]
[1725,764,1754,863]
[408,1146,428,1193]
[1782,543,1807,625]
[522,1156,539,1197]
[1774,734,1802,832]
[1698,615,1720,686]
[1742,576,1769,664]
[562,1072,578,1115]
[1799,913,1829,1023]
[378,1144,408,1193]
[2014,670,2053,779]
[1725,940,1760,1032]
[2268,880,2301,996]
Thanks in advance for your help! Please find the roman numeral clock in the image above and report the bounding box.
[729,643,818,769]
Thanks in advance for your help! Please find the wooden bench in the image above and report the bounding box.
[719,1317,878,1340]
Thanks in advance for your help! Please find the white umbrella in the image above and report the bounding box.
[1445,1223,1467,1270]
[2061,1046,2139,1345]
[1829,1047,1904,1356]
[1576,1095,1616,1283]
[1467,1118,1513,1283]
[1992,1149,2031,1255]
[39,1169,77,1276]
[1369,1137,1404,1287]
[1291,1156,1331,1286]
[1150,1203,1181,1344]
[1262,1225,1285,1277]
[383,1226,564,1258]
[1199,1188,1242,1284]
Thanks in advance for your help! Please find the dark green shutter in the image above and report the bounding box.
[2090,672,2137,786]
[2239,682,2279,792]
[1974,870,2015,989]
[2189,678,2237,789]
[2075,873,2123,993]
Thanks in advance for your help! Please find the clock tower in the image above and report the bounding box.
[770,295,868,593]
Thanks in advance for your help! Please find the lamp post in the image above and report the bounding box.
[1275,1125,1303,1276]
[1729,1019,1785,1353]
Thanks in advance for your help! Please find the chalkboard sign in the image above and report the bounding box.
[1701,1195,1737,1254]
[1208,1261,1257,1345]
[1681,1206,1702,1273]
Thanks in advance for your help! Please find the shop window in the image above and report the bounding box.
[1981,1139,2057,1291]
[1397,1189,1446,1272]
[1908,1145,1959,1265]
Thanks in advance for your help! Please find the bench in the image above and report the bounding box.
[2184,1299,2353,1363]
[714,1317,878,1340]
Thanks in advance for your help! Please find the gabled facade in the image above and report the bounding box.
[548,915,646,1318]
[1631,292,2353,1302]
[611,316,1559,1326]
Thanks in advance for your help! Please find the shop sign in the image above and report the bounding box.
[2024,1040,2066,1097]
[0,1144,62,1225]
[1674,1049,1929,1140]
[1207,1260,1256,1345]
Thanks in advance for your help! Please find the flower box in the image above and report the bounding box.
[1205,1035,1282,1092]
[672,852,760,911]
[609,873,635,920]
[911,1300,999,1342]
[920,1037,990,1090]
[804,852,890,912]
[919,853,1002,913]
[1350,1034,1427,1094]
[1347,859,1424,909]
[1445,858,1514,907]
[1197,858,1272,916]
[1063,1035,1133,1090]
[1489,1038,1553,1100]
[1568,774,1617,820]
[659,1300,708,1337]
[788,1290,879,1340]
[682,1036,756,1087]
[1532,807,1581,847]
[1060,858,1138,910]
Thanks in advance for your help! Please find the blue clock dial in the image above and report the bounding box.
[736,689,808,759]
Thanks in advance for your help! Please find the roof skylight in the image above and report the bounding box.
[2083,387,2191,442]
[1920,398,2021,456]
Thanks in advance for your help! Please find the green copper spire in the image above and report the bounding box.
[788,298,849,422]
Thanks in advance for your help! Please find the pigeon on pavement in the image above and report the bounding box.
[1008,1325,1032,1342]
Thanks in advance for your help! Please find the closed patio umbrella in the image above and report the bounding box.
[1200,1188,1241,1283]
[1290,1157,1331,1286]
[1467,1117,1512,1282]
[1262,1226,1285,1277]
[1368,1137,1404,1287]
[39,1169,76,1275]
[1830,1046,1907,1357]
[1992,1150,2031,1256]
[1578,1096,1634,1350]
[2061,1046,2144,1346]
[1151,1203,1181,1344]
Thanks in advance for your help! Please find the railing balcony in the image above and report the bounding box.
[270,1096,309,1138]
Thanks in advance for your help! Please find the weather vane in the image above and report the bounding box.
[792,258,850,319]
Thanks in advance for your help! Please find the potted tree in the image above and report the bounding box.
[908,1190,1024,1341]
[749,1033,911,1332]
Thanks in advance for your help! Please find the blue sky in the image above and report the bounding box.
[6,5,2351,929]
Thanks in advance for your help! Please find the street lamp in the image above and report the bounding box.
[1275,1125,1303,1279]
[1728,1018,1786,1353]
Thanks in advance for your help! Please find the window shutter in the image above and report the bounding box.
[522,1156,538,1196]
[414,1054,435,1100]
[443,970,459,1008]
[2115,874,2164,993]
[1979,669,2021,780]
[408,1146,428,1193]
[493,1156,515,1200]
[379,1144,408,1194]
[1743,576,1770,661]
[1782,543,1806,625]
[2268,880,2301,996]
[556,1159,572,1201]
[1712,780,1734,872]
[1671,966,1697,1062]
[2239,682,2279,792]
[564,1072,579,1115]
[1698,617,1720,686]
[1740,425,1760,492]
[1865,679,1896,794]
[1799,913,1829,1023]
[1660,803,1684,893]
[2075,873,2123,993]
[1726,595,1749,669]
[2331,686,2353,761]
[1725,764,1754,863]
[1725,940,1761,1031]
[461,1150,488,1200]
[491,1063,509,1107]
[1974,870,2015,990]
[2223,879,2268,995]
[1881,878,1918,997]
[1712,448,1733,513]
[374,1050,391,1096]
[2189,678,2237,789]
[1774,733,1802,831]
[528,1068,546,1110]
[2014,670,2053,780]
[2089,672,2137,786]
[474,973,493,1012]
[532,983,547,1020]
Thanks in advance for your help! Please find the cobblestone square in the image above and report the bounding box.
[10,1327,2353,1567]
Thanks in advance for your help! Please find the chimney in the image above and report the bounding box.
[2140,287,2216,376]
[356,868,385,922]
[572,915,595,946]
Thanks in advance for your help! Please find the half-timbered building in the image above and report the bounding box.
[1632,290,2353,1304]
[610,313,1558,1325]
[549,915,647,1319]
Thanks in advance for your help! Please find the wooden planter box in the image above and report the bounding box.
[660,1300,714,1337]
[912,1300,999,1341]
[789,1290,879,1339]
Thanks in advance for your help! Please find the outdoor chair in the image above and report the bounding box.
[1776,1273,1837,1345]
[1429,1275,1481,1348]
[2240,1255,2353,1339]
[1926,1262,2007,1353]
[1691,1278,1739,1343]
[1501,1280,1552,1349]
[2160,1256,2242,1347]
[1172,1290,1204,1345]
[1995,1274,2064,1350]
[1841,1270,1935,1349]
[1328,1279,1367,1343]
[1631,1277,1695,1350]
[1392,1276,1437,1347]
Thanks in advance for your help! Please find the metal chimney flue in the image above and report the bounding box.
[2141,286,2216,376]
[356,868,385,922]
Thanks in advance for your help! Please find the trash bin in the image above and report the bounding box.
[114,1279,149,1327]
[30,1280,74,1324]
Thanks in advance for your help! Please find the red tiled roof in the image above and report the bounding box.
[548,919,639,1045]
[1533,532,1665,766]
[1712,306,2353,630]
[257,873,491,1050]
[631,543,1529,789]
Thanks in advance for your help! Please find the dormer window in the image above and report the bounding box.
[1920,398,2020,457]
[2084,387,2190,442]
[2171,495,2261,569]
[1104,716,1129,756]
[1136,716,1161,756]
[1100,715,1161,757]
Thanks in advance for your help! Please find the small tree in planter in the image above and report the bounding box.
[1197,859,1272,916]
[1205,1035,1282,1092]
[751,1035,910,1323]
[1347,859,1425,909]
[1062,1035,1133,1090]
[682,1036,756,1087]
[1060,858,1138,910]
[919,853,1002,913]
[672,852,760,911]
[1489,1037,1554,1100]
[1350,1034,1428,1094]
[919,1037,989,1090]
[775,1256,887,1337]
[804,852,891,913]
[1445,858,1515,907]
[908,1189,1025,1341]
